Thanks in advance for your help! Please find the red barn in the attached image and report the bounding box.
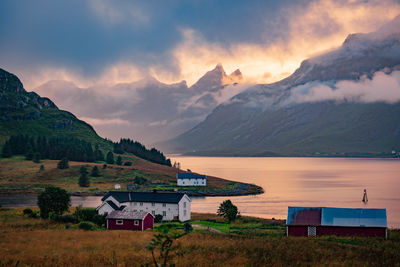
[106,210,154,231]
[287,207,387,238]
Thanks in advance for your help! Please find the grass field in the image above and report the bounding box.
[0,155,262,196]
[0,207,399,266]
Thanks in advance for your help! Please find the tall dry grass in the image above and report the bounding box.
[1,208,399,266]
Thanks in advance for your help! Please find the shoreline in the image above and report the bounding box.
[0,184,264,197]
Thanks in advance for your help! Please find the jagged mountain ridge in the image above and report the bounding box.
[160,16,400,155]
[35,64,245,144]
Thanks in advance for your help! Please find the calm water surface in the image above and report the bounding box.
[172,157,400,228]
[1,157,399,228]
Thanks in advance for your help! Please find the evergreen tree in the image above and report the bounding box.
[25,150,34,160]
[57,157,69,169]
[1,142,12,158]
[79,166,90,187]
[116,155,122,165]
[90,166,100,177]
[33,152,41,163]
[102,164,107,169]
[39,165,45,172]
[106,151,114,164]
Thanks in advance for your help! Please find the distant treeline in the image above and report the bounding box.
[113,138,171,166]
[1,135,104,162]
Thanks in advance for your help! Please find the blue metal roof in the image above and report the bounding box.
[287,207,387,227]
[177,173,206,179]
[321,207,387,227]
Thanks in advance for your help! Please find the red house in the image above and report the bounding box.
[106,210,154,231]
[287,207,387,238]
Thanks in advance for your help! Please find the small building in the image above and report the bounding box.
[97,191,191,222]
[106,210,153,231]
[177,173,207,186]
[287,207,387,238]
[114,184,121,190]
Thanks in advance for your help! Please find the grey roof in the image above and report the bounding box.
[106,210,150,220]
[177,173,206,179]
[106,200,125,210]
[102,191,187,204]
[287,207,387,228]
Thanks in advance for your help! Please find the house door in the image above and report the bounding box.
[308,226,316,236]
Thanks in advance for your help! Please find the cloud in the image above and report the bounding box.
[155,0,400,86]
[88,0,149,26]
[286,70,400,105]
[79,117,131,126]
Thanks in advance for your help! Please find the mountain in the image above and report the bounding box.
[0,68,110,148]
[35,64,245,145]
[160,16,400,156]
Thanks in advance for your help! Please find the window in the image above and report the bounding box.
[152,210,155,216]
[133,209,137,212]
[162,211,166,216]
[134,220,139,226]
[134,202,137,206]
[183,202,186,208]
[184,210,187,216]
[140,202,143,206]
[152,202,155,206]
[116,220,123,225]
[162,203,166,207]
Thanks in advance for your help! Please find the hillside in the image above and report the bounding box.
[160,16,400,156]
[0,155,262,196]
[0,68,110,148]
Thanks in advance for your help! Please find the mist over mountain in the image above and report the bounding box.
[35,64,245,145]
[160,16,400,156]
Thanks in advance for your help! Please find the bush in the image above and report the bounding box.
[154,214,163,223]
[79,221,96,231]
[134,176,147,185]
[57,157,69,169]
[123,161,132,166]
[102,164,107,169]
[29,211,39,218]
[23,208,33,215]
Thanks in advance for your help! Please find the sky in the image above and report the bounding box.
[1,0,400,90]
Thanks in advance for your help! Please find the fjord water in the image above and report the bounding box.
[172,157,400,228]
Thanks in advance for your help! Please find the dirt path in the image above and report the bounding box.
[192,224,226,234]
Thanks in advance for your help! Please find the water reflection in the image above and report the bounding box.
[1,157,399,227]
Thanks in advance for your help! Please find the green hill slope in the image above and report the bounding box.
[0,68,110,149]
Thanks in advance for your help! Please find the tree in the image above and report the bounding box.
[1,142,12,158]
[106,151,114,164]
[146,223,192,267]
[32,152,41,163]
[79,166,90,187]
[90,166,100,177]
[39,164,45,172]
[116,155,122,165]
[217,200,238,223]
[37,186,70,218]
[57,157,69,169]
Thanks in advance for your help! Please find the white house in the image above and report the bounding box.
[97,191,191,222]
[177,173,207,186]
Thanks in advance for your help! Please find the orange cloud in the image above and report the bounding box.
[155,0,400,86]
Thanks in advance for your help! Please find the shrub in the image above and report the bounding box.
[102,164,107,169]
[134,176,147,185]
[23,208,33,215]
[217,200,238,223]
[90,166,100,177]
[29,211,39,218]
[57,157,69,169]
[154,214,163,223]
[123,161,132,166]
[79,221,96,231]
